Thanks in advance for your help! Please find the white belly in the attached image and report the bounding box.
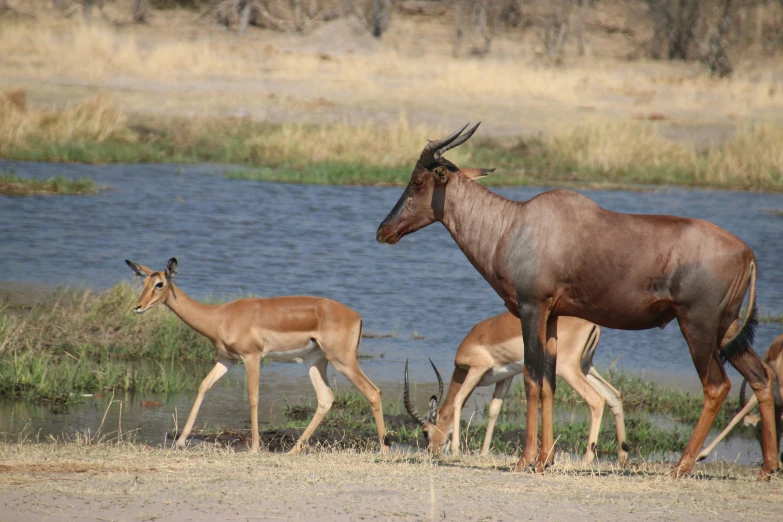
[478,360,525,386]
[264,339,320,363]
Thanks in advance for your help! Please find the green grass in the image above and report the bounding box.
[0,170,105,196]
[224,164,412,186]
[210,386,708,459]
[260,382,728,459]
[0,282,221,403]
[0,352,208,406]
[499,372,739,426]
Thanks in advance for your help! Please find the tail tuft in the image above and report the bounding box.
[720,304,757,363]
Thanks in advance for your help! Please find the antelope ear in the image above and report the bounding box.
[126,260,151,277]
[165,258,178,279]
[428,396,439,422]
[432,166,450,184]
[463,168,495,181]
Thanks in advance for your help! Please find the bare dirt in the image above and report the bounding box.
[0,443,780,522]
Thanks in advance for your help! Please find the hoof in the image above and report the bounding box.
[533,460,553,473]
[513,457,535,473]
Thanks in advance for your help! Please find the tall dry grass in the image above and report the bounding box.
[539,119,783,188]
[2,16,783,119]
[243,114,471,167]
[0,91,135,153]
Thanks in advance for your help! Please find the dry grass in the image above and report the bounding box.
[0,440,779,521]
[0,90,134,153]
[244,114,471,167]
[541,120,783,188]
[2,13,783,124]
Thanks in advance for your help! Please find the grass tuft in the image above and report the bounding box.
[0,169,105,196]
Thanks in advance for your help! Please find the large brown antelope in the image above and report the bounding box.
[697,334,783,462]
[125,258,388,453]
[403,313,628,463]
[376,123,779,479]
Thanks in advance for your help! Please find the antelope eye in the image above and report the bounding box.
[412,176,425,187]
[154,282,164,289]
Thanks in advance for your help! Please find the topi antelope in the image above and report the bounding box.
[697,334,783,463]
[403,313,628,463]
[126,258,388,453]
[376,123,778,479]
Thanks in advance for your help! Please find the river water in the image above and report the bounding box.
[2,160,782,463]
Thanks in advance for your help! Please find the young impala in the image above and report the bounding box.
[403,312,628,463]
[697,334,783,462]
[376,123,778,479]
[126,258,388,453]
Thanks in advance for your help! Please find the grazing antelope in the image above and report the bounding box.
[376,123,779,479]
[125,258,387,453]
[403,313,628,463]
[697,334,783,463]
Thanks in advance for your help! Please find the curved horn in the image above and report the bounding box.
[404,359,425,426]
[434,122,481,162]
[429,358,443,407]
[419,123,470,166]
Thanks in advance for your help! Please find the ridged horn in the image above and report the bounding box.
[429,358,443,407]
[433,122,481,163]
[404,359,425,426]
[418,123,470,166]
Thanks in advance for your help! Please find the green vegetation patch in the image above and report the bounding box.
[0,171,105,196]
[0,282,217,403]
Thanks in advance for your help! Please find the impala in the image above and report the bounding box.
[403,313,628,463]
[697,334,783,462]
[126,258,388,453]
[376,123,778,479]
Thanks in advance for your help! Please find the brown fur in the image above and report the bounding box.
[126,258,387,454]
[377,124,778,479]
[407,313,628,463]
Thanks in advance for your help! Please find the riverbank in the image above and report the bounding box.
[3,92,783,191]
[0,441,778,522]
[1,281,760,462]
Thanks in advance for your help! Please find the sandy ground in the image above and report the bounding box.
[0,443,780,522]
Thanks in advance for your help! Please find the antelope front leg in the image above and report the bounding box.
[481,378,512,456]
[291,359,333,454]
[587,368,629,464]
[560,364,606,465]
[176,357,234,449]
[243,354,262,452]
[535,316,558,472]
[514,305,546,472]
[450,367,487,456]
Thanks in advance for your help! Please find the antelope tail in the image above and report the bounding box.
[719,261,757,363]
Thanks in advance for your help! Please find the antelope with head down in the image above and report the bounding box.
[376,123,779,479]
[697,334,783,463]
[404,312,628,463]
[125,257,388,453]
